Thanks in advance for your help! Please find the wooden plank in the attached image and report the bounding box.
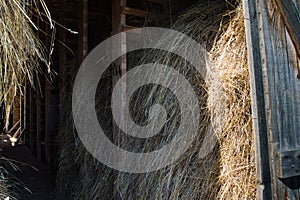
[121,25,141,33]
[122,7,148,17]
[36,85,42,161]
[23,85,26,140]
[276,150,300,178]
[44,11,51,167]
[253,0,300,198]
[29,87,35,152]
[58,0,66,131]
[35,4,42,161]
[78,0,88,64]
[243,0,272,199]
[44,76,50,167]
[112,1,126,199]
[274,0,300,59]
[112,0,126,146]
[256,1,284,198]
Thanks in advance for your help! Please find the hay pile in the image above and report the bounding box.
[0,0,52,127]
[0,159,12,199]
[57,1,256,199]
[0,0,52,199]
[207,5,256,199]
[56,58,115,199]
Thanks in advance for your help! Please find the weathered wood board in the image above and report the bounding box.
[244,0,300,199]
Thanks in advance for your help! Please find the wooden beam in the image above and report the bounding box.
[243,0,272,199]
[274,0,300,78]
[45,83,50,167]
[23,85,27,142]
[121,25,141,33]
[44,8,51,167]
[58,0,66,137]
[36,86,42,161]
[274,0,300,58]
[29,87,35,152]
[276,149,300,178]
[112,1,126,199]
[112,0,126,146]
[122,7,148,17]
[78,0,88,64]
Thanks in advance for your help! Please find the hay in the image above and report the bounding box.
[0,155,22,200]
[207,5,256,199]
[115,2,255,200]
[57,1,256,199]
[0,0,52,199]
[0,0,52,125]
[0,159,12,200]
[55,56,115,199]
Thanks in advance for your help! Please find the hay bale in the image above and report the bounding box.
[115,1,254,200]
[207,5,256,199]
[57,1,256,199]
[56,59,115,200]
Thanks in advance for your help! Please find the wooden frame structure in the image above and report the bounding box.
[244,0,300,199]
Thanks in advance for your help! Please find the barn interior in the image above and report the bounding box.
[0,0,299,200]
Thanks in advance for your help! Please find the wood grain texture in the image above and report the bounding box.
[243,0,272,199]
[244,0,300,199]
[276,150,300,178]
[264,0,300,197]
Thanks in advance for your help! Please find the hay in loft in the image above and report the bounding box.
[115,2,255,200]
[56,1,255,199]
[207,5,256,199]
[56,57,115,200]
[0,0,52,127]
[0,0,52,199]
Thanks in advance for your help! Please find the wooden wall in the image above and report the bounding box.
[244,0,300,199]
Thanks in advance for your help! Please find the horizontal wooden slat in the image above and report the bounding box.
[121,25,141,34]
[122,7,149,17]
[276,149,300,178]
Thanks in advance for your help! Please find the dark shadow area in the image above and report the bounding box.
[279,176,300,190]
[0,142,55,200]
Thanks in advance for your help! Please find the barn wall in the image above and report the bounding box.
[244,0,300,199]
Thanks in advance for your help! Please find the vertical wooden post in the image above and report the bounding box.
[36,85,42,161]
[78,0,88,64]
[19,86,25,142]
[112,0,126,199]
[58,0,66,135]
[35,4,42,161]
[29,87,35,152]
[243,0,272,199]
[23,85,26,142]
[44,16,51,167]
[112,0,126,146]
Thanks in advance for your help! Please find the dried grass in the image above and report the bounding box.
[0,0,52,125]
[56,1,256,199]
[0,0,52,199]
[207,5,256,199]
[0,161,12,200]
